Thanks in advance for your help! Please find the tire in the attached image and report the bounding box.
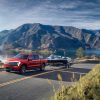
[5,68,11,72]
[67,63,71,68]
[6,70,11,72]
[40,64,45,71]
[64,63,70,68]
[19,65,26,74]
[67,63,70,68]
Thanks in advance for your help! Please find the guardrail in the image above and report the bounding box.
[73,59,100,64]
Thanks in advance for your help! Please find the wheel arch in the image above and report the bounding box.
[42,62,46,66]
[20,64,27,69]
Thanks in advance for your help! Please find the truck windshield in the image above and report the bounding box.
[14,54,28,59]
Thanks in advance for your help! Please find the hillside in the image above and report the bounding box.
[0,23,100,51]
[52,64,100,100]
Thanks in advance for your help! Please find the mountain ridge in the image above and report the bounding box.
[0,23,100,51]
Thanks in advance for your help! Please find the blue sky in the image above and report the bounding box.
[0,0,100,30]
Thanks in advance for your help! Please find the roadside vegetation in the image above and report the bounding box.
[76,47,85,58]
[51,64,100,100]
[3,48,52,56]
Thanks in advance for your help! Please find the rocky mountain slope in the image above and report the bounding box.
[0,23,100,50]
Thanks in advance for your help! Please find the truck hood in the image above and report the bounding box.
[3,58,25,63]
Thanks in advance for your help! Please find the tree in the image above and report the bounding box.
[76,47,84,58]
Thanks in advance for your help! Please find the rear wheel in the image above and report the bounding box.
[67,63,70,68]
[19,65,26,74]
[65,63,70,68]
[40,64,45,71]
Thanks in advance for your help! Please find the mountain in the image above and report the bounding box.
[0,23,100,51]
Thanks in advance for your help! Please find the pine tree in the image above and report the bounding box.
[76,47,84,58]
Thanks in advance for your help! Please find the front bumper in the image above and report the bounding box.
[4,64,20,71]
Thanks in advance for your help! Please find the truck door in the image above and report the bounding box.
[28,55,41,68]
[34,55,41,67]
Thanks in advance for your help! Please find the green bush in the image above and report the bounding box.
[51,64,100,100]
[76,47,84,58]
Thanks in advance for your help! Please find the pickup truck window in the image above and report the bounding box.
[28,55,39,60]
[14,54,28,59]
[34,55,39,60]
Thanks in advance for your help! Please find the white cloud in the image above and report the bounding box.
[0,0,100,30]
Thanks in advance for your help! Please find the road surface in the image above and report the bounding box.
[0,63,96,100]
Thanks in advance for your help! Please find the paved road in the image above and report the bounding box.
[0,63,96,100]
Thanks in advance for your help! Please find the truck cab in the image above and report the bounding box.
[3,53,47,74]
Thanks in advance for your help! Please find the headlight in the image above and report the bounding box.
[17,62,21,66]
[1,60,6,64]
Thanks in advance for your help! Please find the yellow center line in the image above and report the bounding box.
[0,68,65,88]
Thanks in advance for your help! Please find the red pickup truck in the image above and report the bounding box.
[3,53,47,74]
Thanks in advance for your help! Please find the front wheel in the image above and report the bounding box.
[40,64,45,71]
[6,69,11,72]
[19,65,26,74]
[5,68,11,72]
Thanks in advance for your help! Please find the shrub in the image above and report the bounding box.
[51,64,100,100]
[76,47,84,58]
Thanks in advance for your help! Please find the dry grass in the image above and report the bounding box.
[51,64,100,100]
